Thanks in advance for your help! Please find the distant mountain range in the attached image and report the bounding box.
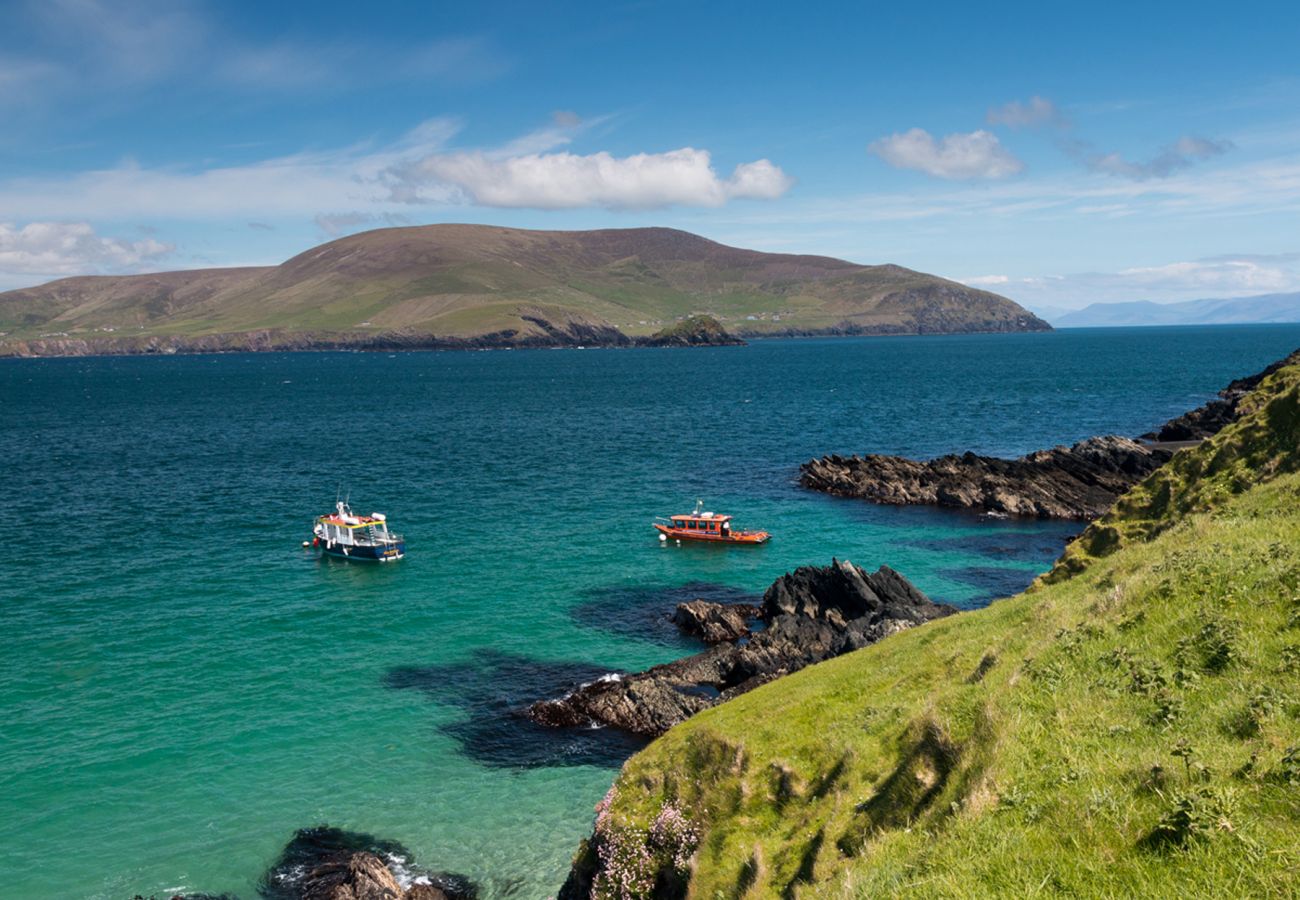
[0,225,1048,356]
[1043,291,1300,328]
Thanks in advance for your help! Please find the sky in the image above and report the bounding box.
[1,0,1299,311]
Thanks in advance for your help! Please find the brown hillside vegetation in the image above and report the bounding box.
[0,225,1047,356]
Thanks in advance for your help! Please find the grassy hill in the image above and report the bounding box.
[567,352,1300,898]
[0,225,1047,355]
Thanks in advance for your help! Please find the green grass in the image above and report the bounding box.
[578,357,1300,898]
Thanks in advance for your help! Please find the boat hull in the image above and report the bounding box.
[653,524,769,544]
[317,539,406,562]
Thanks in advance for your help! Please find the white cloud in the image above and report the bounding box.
[0,115,792,224]
[0,117,461,220]
[961,274,1010,286]
[868,129,1024,179]
[386,147,794,210]
[0,221,173,277]
[985,95,1233,181]
[1114,258,1292,293]
[1081,135,1234,180]
[551,110,582,128]
[954,256,1300,310]
[727,159,795,200]
[987,96,1063,129]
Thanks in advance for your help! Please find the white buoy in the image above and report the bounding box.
[659,533,667,542]
[675,539,681,545]
[301,541,310,547]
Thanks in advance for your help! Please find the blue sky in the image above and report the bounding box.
[2,0,1299,310]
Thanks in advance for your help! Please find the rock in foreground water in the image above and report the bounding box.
[528,559,955,738]
[260,826,475,900]
[801,435,1171,520]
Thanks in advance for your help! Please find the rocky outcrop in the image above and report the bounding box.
[260,826,475,900]
[801,353,1300,520]
[670,599,761,643]
[635,315,745,347]
[301,851,404,900]
[0,315,747,357]
[801,435,1172,520]
[1142,349,1300,441]
[527,560,955,738]
[0,323,629,358]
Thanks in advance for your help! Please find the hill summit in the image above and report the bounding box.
[0,225,1047,356]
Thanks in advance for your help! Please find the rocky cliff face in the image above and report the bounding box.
[800,354,1299,520]
[527,560,954,738]
[801,436,1173,520]
[1143,349,1300,441]
[0,320,632,358]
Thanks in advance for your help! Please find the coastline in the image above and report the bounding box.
[0,319,1049,359]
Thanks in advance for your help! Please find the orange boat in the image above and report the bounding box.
[653,501,770,544]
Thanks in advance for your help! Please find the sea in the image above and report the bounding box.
[2,324,1298,899]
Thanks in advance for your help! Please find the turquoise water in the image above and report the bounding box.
[3,325,1299,899]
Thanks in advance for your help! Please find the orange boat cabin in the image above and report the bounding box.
[653,503,770,544]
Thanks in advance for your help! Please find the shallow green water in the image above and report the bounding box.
[2,326,1298,899]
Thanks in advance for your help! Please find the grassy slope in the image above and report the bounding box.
[588,358,1300,898]
[0,225,1045,345]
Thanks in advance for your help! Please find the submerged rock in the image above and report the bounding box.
[528,560,954,738]
[259,826,475,900]
[301,851,403,900]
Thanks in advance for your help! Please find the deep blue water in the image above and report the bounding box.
[1,325,1298,899]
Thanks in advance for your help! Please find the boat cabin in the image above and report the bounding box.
[317,510,394,547]
[668,512,733,536]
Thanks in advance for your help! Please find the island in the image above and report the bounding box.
[0,224,1048,357]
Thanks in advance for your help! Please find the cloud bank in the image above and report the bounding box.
[388,147,793,209]
[869,128,1024,179]
[960,254,1300,310]
[0,222,172,277]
